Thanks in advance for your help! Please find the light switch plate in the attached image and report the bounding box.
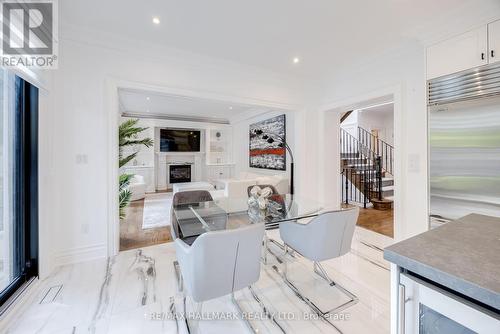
[76,154,88,164]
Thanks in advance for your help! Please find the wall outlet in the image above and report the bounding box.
[81,223,89,234]
[408,154,420,173]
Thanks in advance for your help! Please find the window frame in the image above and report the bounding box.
[0,74,39,309]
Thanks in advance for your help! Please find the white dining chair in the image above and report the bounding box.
[277,207,360,327]
[174,222,274,333]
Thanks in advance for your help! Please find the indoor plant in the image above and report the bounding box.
[118,119,153,219]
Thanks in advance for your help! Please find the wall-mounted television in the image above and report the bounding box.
[160,129,201,152]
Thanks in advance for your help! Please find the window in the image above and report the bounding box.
[0,69,39,310]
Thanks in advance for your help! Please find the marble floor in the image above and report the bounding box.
[5,228,392,334]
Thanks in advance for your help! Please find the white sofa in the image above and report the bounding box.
[129,175,146,201]
[254,174,289,194]
[172,181,215,194]
[238,172,289,194]
[210,172,289,212]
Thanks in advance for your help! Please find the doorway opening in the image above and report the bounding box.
[114,85,295,252]
[340,101,394,237]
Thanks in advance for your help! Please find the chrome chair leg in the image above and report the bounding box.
[231,291,259,334]
[313,262,359,313]
[273,250,358,333]
[232,286,287,334]
[248,286,287,334]
[262,234,296,265]
[273,262,343,333]
[174,261,192,333]
[182,295,192,334]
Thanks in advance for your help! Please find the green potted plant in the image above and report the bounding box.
[118,119,153,219]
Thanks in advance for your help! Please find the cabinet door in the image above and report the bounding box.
[488,19,500,64]
[427,26,488,79]
[215,167,225,179]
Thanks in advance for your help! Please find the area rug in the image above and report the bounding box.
[142,192,173,229]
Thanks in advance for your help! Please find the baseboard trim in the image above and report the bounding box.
[54,244,107,267]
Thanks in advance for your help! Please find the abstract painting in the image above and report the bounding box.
[249,114,286,170]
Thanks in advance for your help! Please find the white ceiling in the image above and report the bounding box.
[118,89,263,123]
[358,102,394,118]
[60,0,497,78]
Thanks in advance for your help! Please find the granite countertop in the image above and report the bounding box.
[384,213,500,310]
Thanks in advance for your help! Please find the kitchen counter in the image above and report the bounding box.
[384,213,500,310]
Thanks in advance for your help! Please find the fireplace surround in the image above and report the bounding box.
[169,164,192,183]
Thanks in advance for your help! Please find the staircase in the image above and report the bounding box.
[357,126,394,176]
[340,127,394,209]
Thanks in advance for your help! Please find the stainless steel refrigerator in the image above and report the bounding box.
[428,62,500,226]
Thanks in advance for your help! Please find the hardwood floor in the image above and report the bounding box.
[120,195,393,251]
[356,207,394,238]
[119,198,172,251]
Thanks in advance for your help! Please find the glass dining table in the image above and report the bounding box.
[172,194,325,245]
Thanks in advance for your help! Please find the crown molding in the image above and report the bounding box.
[122,112,230,125]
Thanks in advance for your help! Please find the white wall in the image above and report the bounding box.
[320,41,427,240]
[47,5,500,269]
[231,110,295,179]
[357,108,394,146]
[49,28,310,266]
[339,110,358,139]
[318,3,500,240]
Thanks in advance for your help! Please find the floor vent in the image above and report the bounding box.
[39,285,63,304]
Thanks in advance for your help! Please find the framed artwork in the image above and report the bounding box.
[249,114,286,170]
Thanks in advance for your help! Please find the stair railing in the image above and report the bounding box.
[357,126,394,176]
[340,129,383,207]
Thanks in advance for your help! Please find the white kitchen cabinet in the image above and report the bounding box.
[488,19,500,64]
[427,25,488,79]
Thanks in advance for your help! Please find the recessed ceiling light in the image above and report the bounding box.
[229,106,233,110]
[293,57,300,64]
[152,17,160,25]
[146,97,150,101]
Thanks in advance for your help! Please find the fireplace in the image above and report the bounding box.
[169,165,191,183]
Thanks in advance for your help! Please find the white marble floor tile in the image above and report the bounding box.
[6,229,390,334]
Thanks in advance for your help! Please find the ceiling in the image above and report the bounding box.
[358,102,394,118]
[59,0,496,78]
[118,89,264,123]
